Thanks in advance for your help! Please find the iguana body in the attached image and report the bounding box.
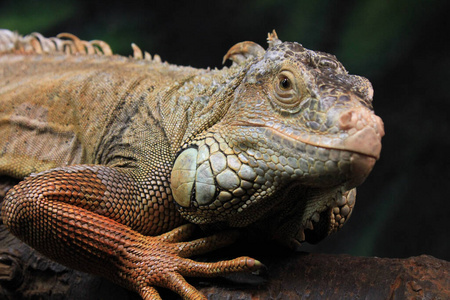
[0,30,384,299]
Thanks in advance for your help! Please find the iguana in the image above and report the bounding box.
[0,29,384,299]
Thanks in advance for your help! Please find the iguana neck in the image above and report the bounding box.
[158,63,250,153]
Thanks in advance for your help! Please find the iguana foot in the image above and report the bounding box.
[120,224,262,300]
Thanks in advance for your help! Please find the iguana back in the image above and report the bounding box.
[0,31,233,179]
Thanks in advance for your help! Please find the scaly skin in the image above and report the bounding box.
[0,30,384,299]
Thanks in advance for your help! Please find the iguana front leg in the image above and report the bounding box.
[1,165,261,299]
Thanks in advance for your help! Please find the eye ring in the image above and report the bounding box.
[272,70,303,110]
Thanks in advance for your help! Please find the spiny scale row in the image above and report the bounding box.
[0,29,163,62]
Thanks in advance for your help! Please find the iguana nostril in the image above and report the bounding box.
[338,110,358,130]
[338,108,385,137]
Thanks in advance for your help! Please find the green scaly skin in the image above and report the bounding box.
[0,30,383,299]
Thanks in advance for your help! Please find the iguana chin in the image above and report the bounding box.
[0,29,384,299]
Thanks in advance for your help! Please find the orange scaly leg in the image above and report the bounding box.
[1,166,261,299]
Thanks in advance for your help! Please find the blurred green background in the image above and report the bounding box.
[1,0,449,261]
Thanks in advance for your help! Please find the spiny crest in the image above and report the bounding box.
[0,29,161,62]
[222,29,282,65]
[223,30,305,65]
[267,29,282,48]
[222,30,345,76]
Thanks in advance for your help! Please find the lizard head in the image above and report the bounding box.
[170,31,384,248]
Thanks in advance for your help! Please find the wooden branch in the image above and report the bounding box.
[199,252,449,299]
[1,192,448,299]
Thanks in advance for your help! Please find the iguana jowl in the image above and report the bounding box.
[0,30,384,299]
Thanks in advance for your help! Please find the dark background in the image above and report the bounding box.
[1,0,449,261]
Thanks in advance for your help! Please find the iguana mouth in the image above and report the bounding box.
[225,117,382,191]
[229,119,383,160]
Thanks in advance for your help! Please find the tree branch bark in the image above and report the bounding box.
[1,189,448,300]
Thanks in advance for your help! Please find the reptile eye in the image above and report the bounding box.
[272,70,304,111]
[280,77,291,90]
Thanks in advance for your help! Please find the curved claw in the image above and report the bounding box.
[222,41,265,65]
